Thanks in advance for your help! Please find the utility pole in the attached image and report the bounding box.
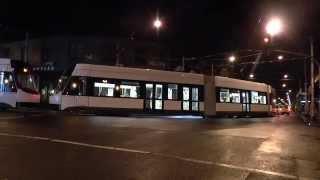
[318,64,320,115]
[305,56,309,114]
[310,37,315,119]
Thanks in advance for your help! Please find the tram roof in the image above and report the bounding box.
[71,64,205,85]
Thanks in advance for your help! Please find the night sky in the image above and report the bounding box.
[1,0,320,96]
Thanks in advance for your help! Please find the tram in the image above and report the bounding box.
[49,64,272,117]
[0,58,40,109]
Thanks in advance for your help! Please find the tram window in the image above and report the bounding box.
[0,72,16,92]
[251,91,267,104]
[93,80,115,97]
[145,84,153,99]
[192,88,198,101]
[155,84,163,99]
[219,88,230,103]
[183,101,189,111]
[168,84,178,100]
[230,89,240,103]
[192,102,199,111]
[63,77,86,96]
[183,87,189,100]
[120,81,140,98]
[155,100,162,109]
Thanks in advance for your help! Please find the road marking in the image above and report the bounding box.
[51,139,150,154]
[0,132,50,141]
[0,115,24,120]
[0,132,299,179]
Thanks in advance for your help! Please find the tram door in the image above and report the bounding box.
[144,83,163,111]
[241,91,250,112]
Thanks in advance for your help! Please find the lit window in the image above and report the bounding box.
[230,89,240,103]
[251,91,267,104]
[192,88,198,101]
[94,80,115,97]
[219,88,230,103]
[183,87,189,100]
[120,81,140,98]
[0,72,16,92]
[168,84,178,100]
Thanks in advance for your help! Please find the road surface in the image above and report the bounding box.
[0,112,319,180]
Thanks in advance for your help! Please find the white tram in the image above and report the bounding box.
[49,64,272,116]
[0,58,40,109]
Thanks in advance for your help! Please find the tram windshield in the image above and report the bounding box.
[0,71,16,93]
[16,72,38,94]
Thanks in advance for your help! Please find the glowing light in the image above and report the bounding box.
[29,78,33,82]
[228,55,236,62]
[266,18,283,36]
[4,79,9,84]
[153,19,162,29]
[288,89,292,93]
[282,83,286,88]
[58,79,62,83]
[249,73,254,78]
[72,82,77,89]
[115,85,120,91]
[283,74,288,79]
[278,55,283,60]
[264,37,269,43]
[272,99,276,103]
[23,68,28,73]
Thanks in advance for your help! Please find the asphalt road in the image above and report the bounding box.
[0,112,319,180]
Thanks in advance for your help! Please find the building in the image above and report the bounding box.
[1,35,166,103]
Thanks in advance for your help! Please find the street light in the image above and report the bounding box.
[288,89,292,93]
[228,55,236,63]
[23,68,28,73]
[278,55,283,60]
[282,83,287,88]
[283,74,288,79]
[266,17,283,37]
[153,18,162,29]
[249,73,254,79]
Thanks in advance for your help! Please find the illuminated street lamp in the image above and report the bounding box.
[278,55,283,60]
[266,18,283,37]
[153,18,162,29]
[228,55,236,63]
[282,83,287,88]
[283,74,288,79]
[288,89,292,93]
[249,73,254,79]
[71,82,77,89]
[23,68,28,73]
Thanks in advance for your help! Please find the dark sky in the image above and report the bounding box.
[1,0,320,96]
[1,0,319,55]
